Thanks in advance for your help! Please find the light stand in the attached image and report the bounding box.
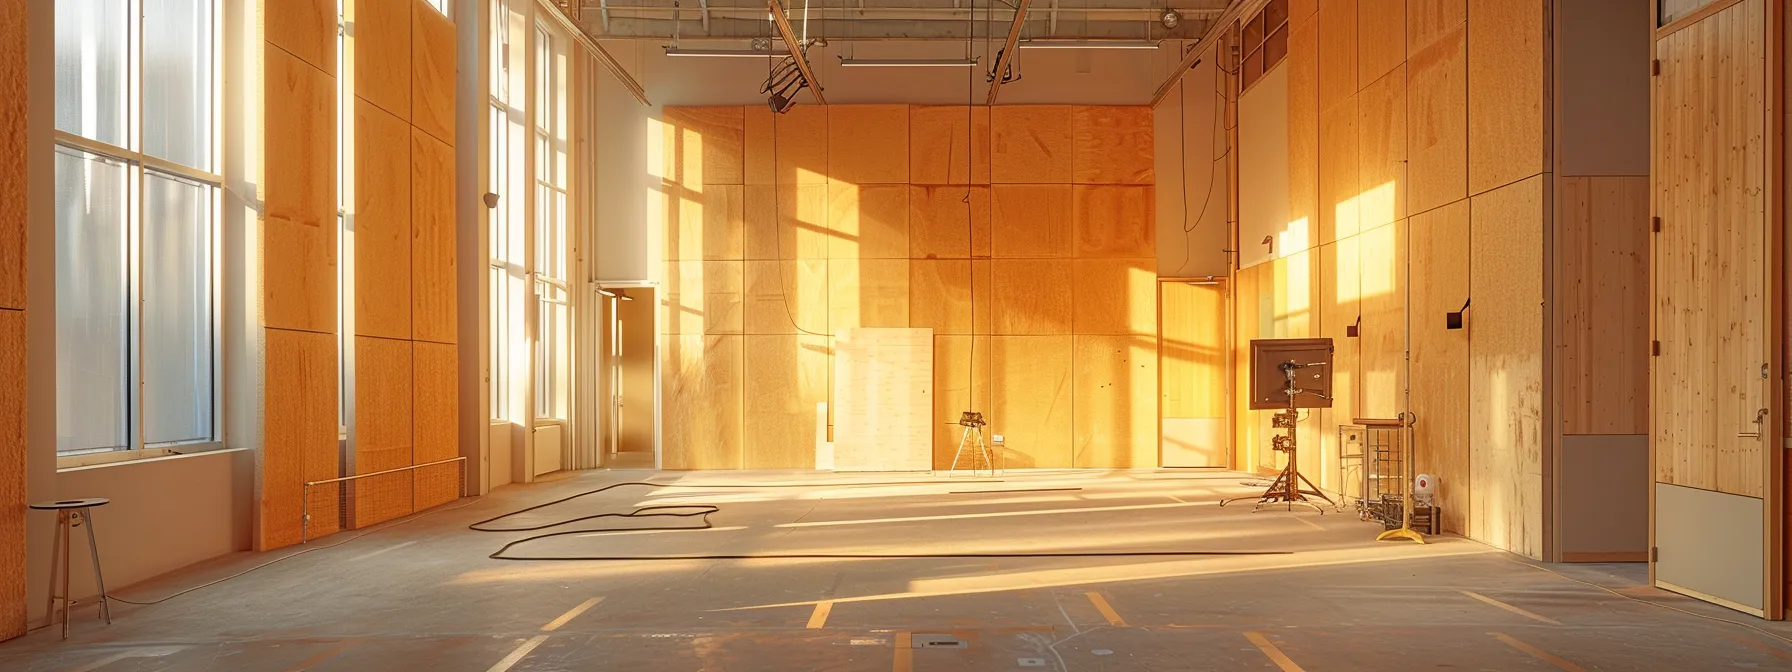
[1221,360,1337,512]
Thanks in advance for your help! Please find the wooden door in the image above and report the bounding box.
[1159,280,1231,467]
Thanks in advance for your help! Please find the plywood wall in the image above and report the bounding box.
[0,0,25,640]
[1234,0,1552,557]
[660,105,1157,470]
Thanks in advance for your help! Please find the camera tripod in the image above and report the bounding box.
[1221,361,1336,513]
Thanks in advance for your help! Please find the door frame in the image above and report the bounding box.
[594,280,660,470]
[1156,276,1234,469]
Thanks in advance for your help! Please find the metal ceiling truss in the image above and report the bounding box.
[578,0,1227,41]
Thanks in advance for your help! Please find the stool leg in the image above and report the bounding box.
[44,511,63,637]
[59,510,71,640]
[81,508,110,624]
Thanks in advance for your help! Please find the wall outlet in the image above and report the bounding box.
[992,434,1004,444]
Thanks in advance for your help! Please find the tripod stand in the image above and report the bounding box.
[1221,361,1336,513]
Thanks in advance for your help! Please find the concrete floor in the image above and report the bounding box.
[3,469,1790,671]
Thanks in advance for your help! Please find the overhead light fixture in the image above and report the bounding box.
[1161,8,1181,29]
[839,57,979,68]
[664,47,788,58]
[1018,40,1160,50]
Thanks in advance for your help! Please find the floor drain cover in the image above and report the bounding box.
[1019,658,1047,667]
[911,634,967,649]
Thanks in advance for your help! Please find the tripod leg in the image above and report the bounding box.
[948,426,972,476]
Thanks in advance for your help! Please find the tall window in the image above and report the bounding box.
[533,25,569,421]
[490,0,516,420]
[54,0,219,455]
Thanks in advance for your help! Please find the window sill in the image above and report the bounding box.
[57,443,244,473]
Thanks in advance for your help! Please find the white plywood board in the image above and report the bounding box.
[1654,482,1764,612]
[832,328,934,471]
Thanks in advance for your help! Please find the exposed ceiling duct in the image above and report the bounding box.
[578,0,1229,42]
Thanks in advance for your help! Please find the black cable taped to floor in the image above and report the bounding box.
[470,481,1294,561]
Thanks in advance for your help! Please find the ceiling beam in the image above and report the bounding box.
[765,0,828,105]
[537,0,650,105]
[985,0,1034,105]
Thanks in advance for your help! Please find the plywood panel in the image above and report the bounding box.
[354,100,412,340]
[992,185,1073,258]
[909,105,990,185]
[1468,175,1543,557]
[991,336,1073,468]
[743,259,826,335]
[260,328,338,550]
[1073,334,1159,468]
[354,337,414,528]
[908,185,991,259]
[932,335,992,469]
[1072,185,1156,258]
[744,335,829,469]
[990,105,1073,184]
[665,260,743,335]
[1318,94,1360,244]
[1358,221,1405,420]
[663,107,746,188]
[1290,0,1317,26]
[744,184,830,261]
[828,258,910,330]
[827,183,908,259]
[1288,18,1319,238]
[267,0,336,75]
[1407,22,1467,215]
[354,0,411,120]
[264,47,337,334]
[1072,106,1155,184]
[908,259,990,336]
[1466,0,1543,195]
[669,183,745,262]
[411,0,456,146]
[991,259,1073,335]
[1232,264,1264,470]
[1357,0,1405,89]
[1317,236,1361,490]
[1407,0,1465,55]
[662,334,744,469]
[1558,176,1649,435]
[745,104,827,184]
[0,0,20,311]
[829,105,910,185]
[412,129,456,343]
[834,329,933,471]
[1160,281,1228,419]
[1072,259,1156,335]
[1358,64,1406,229]
[0,309,26,636]
[1409,200,1468,535]
[413,341,459,510]
[1317,0,1358,114]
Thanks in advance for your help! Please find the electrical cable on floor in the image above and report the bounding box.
[1505,559,1792,646]
[469,481,1294,561]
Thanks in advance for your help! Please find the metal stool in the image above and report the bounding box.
[31,498,112,639]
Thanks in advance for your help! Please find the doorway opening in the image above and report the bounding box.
[599,285,657,469]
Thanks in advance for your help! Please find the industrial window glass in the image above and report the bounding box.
[53,0,219,455]
[1659,0,1717,25]
[533,24,570,421]
[491,0,517,420]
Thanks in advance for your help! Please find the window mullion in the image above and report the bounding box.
[129,0,146,453]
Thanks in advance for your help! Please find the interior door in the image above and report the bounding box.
[1159,280,1231,467]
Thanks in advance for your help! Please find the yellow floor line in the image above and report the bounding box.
[807,601,833,629]
[281,640,360,672]
[541,597,605,632]
[1291,516,1325,532]
[1085,591,1129,627]
[1491,632,1590,671]
[486,635,550,672]
[893,632,912,672]
[1462,591,1562,625]
[1244,632,1306,672]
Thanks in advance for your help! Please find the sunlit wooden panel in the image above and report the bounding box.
[0,309,26,633]
[1072,259,1156,336]
[1315,238,1359,489]
[1558,176,1649,435]
[662,107,746,188]
[1289,0,1316,25]
[264,47,337,334]
[354,99,412,340]
[412,129,457,343]
[932,334,992,469]
[834,328,932,471]
[1072,335,1159,468]
[411,0,456,146]
[743,259,826,335]
[1466,0,1542,195]
[1357,220,1405,420]
[1286,19,1318,239]
[828,258,910,330]
[743,335,829,469]
[1270,249,1318,338]
[353,336,414,528]
[1071,185,1155,258]
[354,0,411,120]
[413,341,459,510]
[260,328,339,550]
[665,260,743,335]
[908,259,990,336]
[669,183,744,262]
[1407,22,1467,215]
[744,185,830,261]
[990,259,1072,335]
[1409,200,1469,534]
[1071,106,1154,184]
[1231,264,1263,471]
[991,336,1073,468]
[745,105,827,185]
[1317,0,1356,113]
[908,185,991,259]
[990,105,1072,184]
[827,183,909,259]
[1357,64,1406,230]
[828,105,910,185]
[1159,281,1228,468]
[909,105,990,185]
[1407,0,1465,55]
[1356,0,1403,89]
[267,0,336,76]
[1468,175,1544,557]
[991,185,1073,259]
[1317,94,1358,245]
[661,334,744,469]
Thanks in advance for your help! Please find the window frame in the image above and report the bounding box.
[531,22,570,423]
